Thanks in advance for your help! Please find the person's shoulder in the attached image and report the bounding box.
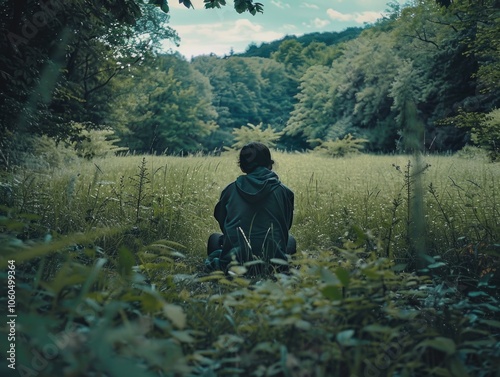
[279,182,294,195]
[221,181,237,195]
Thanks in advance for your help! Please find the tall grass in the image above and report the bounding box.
[3,152,498,272]
[1,152,499,377]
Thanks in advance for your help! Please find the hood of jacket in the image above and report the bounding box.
[235,166,280,203]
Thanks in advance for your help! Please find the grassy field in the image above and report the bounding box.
[1,152,499,376]
[6,152,498,266]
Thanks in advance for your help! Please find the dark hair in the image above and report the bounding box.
[238,142,274,173]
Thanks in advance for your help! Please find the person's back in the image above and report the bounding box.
[206,142,295,271]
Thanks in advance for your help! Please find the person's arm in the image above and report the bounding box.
[287,191,294,230]
[214,184,231,233]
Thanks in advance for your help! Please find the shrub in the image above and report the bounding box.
[439,107,500,162]
[310,133,368,157]
[231,122,283,149]
[472,108,500,162]
[73,126,128,159]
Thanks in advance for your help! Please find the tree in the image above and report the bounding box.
[0,0,266,168]
[393,0,499,150]
[109,54,218,154]
[389,60,426,152]
[448,0,499,98]
[285,65,337,143]
[271,39,307,77]
[439,108,500,162]
[285,31,402,151]
[282,0,497,153]
[0,0,179,168]
[192,56,296,149]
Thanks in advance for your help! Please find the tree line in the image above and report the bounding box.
[1,0,499,166]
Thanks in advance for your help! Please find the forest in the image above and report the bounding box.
[1,0,499,163]
[0,0,499,376]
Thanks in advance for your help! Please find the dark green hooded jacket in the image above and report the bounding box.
[214,166,294,264]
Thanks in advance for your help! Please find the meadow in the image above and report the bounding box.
[1,152,499,376]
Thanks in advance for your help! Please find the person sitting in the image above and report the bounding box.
[205,142,296,272]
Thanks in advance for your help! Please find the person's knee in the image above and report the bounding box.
[207,233,224,255]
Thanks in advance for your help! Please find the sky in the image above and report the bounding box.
[161,0,401,59]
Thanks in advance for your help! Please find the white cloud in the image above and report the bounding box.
[282,23,298,31]
[326,9,352,22]
[271,0,290,9]
[164,19,284,58]
[354,11,382,23]
[233,19,263,32]
[312,18,330,28]
[301,2,319,9]
[326,8,383,23]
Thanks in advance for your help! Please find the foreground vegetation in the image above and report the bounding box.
[1,152,499,376]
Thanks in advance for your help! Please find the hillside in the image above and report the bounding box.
[236,26,364,58]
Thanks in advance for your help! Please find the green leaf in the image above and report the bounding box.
[320,267,340,284]
[428,262,446,269]
[80,258,107,298]
[234,0,247,13]
[140,291,164,312]
[462,339,496,348]
[362,324,394,334]
[336,329,355,345]
[468,291,489,297]
[196,272,225,282]
[179,0,193,9]
[171,330,195,343]
[392,263,407,272]
[480,319,500,329]
[149,0,169,12]
[204,0,226,9]
[294,320,312,330]
[478,272,494,287]
[252,341,278,354]
[1,219,25,231]
[164,303,186,329]
[449,356,469,377]
[321,285,342,300]
[117,246,135,278]
[150,239,187,249]
[270,258,288,265]
[363,267,381,279]
[422,254,436,264]
[19,213,42,221]
[243,259,266,267]
[228,265,247,275]
[335,267,350,287]
[417,337,456,355]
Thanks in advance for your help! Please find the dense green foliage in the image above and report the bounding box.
[230,123,283,149]
[2,0,499,166]
[311,134,369,158]
[109,54,218,154]
[0,0,264,165]
[1,153,499,376]
[0,0,177,166]
[3,1,499,375]
[190,55,296,150]
[240,28,363,59]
